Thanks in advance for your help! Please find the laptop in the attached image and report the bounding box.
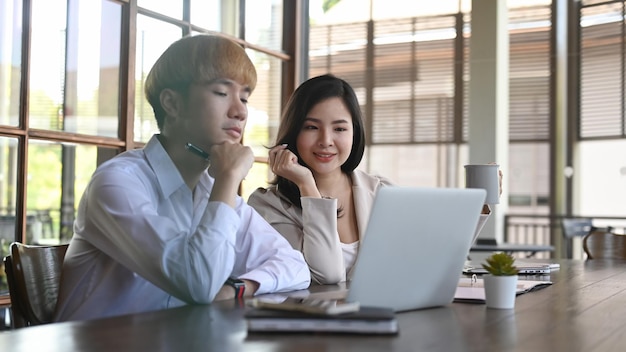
[342,186,486,312]
[463,261,560,275]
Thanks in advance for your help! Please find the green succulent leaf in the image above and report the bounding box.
[481,252,519,276]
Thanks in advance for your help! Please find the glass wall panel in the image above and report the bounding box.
[30,0,123,137]
[0,0,22,127]
[578,140,626,216]
[245,0,283,51]
[137,0,183,19]
[25,141,119,245]
[244,51,282,190]
[508,142,549,212]
[0,137,18,296]
[29,0,67,131]
[580,2,625,138]
[62,0,122,138]
[134,16,183,143]
[311,0,554,218]
[366,144,462,188]
[241,162,269,201]
[191,0,235,34]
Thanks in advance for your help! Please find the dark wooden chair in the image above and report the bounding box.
[583,229,626,260]
[3,242,68,328]
[561,218,595,258]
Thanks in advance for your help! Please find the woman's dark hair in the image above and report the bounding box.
[272,74,366,208]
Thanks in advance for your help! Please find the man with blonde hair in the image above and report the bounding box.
[54,35,310,322]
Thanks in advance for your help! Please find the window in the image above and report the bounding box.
[309,3,552,193]
[580,0,626,139]
[508,5,551,142]
[0,0,295,298]
[577,1,626,218]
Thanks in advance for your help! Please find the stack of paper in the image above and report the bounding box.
[454,277,553,303]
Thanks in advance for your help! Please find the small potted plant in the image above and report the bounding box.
[481,252,519,309]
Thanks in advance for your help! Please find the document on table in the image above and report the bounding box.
[454,277,553,303]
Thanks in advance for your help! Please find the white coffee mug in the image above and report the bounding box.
[464,164,500,204]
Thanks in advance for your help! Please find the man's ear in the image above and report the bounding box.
[160,88,183,120]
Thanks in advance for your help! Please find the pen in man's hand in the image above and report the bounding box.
[185,142,210,160]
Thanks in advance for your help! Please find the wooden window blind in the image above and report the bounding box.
[372,16,457,144]
[579,0,626,139]
[508,5,552,142]
[310,6,553,145]
[309,22,368,85]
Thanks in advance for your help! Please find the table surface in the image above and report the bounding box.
[2,259,626,352]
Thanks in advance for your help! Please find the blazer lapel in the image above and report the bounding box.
[350,170,380,242]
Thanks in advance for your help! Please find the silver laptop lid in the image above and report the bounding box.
[347,186,486,312]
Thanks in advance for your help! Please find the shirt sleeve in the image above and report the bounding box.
[299,197,346,284]
[232,200,311,294]
[83,167,239,304]
[248,190,345,285]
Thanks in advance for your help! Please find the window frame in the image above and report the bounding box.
[0,0,299,246]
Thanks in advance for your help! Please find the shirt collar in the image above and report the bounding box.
[144,135,187,199]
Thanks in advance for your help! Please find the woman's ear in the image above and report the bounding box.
[160,88,183,121]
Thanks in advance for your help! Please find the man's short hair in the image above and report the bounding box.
[144,34,257,130]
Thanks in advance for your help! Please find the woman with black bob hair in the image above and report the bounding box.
[248,74,394,284]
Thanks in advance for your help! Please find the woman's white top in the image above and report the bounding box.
[341,241,360,275]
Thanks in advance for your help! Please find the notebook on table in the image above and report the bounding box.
[304,186,487,312]
[245,305,398,335]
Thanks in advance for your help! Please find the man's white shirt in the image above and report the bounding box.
[54,135,310,321]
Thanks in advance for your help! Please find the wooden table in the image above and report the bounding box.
[2,260,626,351]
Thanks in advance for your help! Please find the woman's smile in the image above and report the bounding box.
[313,152,336,162]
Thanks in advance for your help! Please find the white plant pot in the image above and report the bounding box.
[483,274,518,309]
